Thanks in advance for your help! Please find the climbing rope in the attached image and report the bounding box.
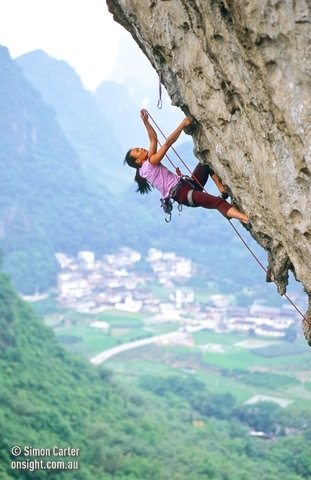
[228,220,310,326]
[145,109,310,327]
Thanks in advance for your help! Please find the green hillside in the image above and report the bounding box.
[0,46,117,293]
[1,270,311,479]
[16,50,131,193]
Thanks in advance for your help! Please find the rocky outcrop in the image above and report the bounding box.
[106,0,311,343]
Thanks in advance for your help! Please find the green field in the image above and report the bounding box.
[55,325,118,356]
[45,307,311,407]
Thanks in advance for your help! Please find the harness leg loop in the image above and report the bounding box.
[187,189,198,207]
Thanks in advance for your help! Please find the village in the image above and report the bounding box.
[55,247,299,339]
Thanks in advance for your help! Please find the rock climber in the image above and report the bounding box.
[124,109,250,225]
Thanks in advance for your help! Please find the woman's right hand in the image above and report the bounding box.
[183,116,194,127]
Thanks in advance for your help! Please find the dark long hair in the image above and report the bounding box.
[124,150,153,194]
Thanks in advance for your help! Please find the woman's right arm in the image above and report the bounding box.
[141,109,158,158]
[149,116,193,165]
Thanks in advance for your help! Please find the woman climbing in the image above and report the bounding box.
[124,109,250,225]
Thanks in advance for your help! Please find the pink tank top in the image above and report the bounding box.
[140,160,179,198]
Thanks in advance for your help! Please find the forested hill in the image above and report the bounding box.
[0,269,163,479]
[1,269,310,480]
[0,46,116,293]
[16,49,133,193]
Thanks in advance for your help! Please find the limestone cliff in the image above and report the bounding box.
[106,0,311,343]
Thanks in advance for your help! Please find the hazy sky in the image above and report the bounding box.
[0,0,182,130]
[0,0,140,90]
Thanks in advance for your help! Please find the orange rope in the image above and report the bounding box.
[146,110,310,326]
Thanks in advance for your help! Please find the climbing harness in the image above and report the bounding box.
[187,188,197,207]
[161,176,200,222]
[145,109,311,328]
[160,177,184,223]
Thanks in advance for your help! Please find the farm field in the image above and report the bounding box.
[46,306,311,408]
[105,339,311,404]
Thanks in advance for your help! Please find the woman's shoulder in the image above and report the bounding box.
[141,159,161,172]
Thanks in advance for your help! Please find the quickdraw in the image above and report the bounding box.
[160,197,174,223]
[157,71,163,109]
[160,197,183,223]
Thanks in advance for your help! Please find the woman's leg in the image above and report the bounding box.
[176,185,249,223]
[191,163,214,189]
[192,163,227,196]
[225,206,249,223]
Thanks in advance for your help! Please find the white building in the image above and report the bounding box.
[78,251,95,270]
[105,247,141,268]
[59,278,91,299]
[174,258,192,278]
[115,296,143,312]
[254,325,286,337]
[172,288,194,309]
[250,303,280,318]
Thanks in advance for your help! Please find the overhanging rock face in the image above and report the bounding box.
[106,0,311,343]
